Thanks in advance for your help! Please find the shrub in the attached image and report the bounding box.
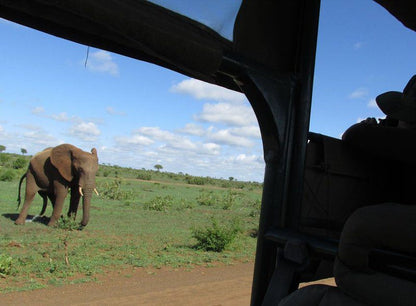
[249,199,262,218]
[220,182,231,188]
[175,198,195,211]
[100,179,133,201]
[0,254,13,277]
[144,195,173,212]
[196,190,218,206]
[192,218,241,252]
[136,171,152,181]
[0,169,15,181]
[185,175,205,185]
[56,217,80,266]
[56,217,80,231]
[12,157,27,169]
[222,189,237,210]
[0,154,10,165]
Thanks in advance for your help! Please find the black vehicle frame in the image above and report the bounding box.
[1,1,415,305]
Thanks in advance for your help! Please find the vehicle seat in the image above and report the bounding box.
[278,203,416,306]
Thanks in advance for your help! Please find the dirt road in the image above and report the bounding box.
[0,263,254,306]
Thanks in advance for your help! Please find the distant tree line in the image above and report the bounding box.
[0,145,27,155]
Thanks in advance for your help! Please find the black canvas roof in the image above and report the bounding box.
[0,1,414,91]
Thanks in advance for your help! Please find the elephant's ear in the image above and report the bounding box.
[50,144,76,182]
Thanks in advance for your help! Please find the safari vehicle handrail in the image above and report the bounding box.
[264,228,338,260]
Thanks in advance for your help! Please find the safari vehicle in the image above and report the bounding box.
[1,1,415,305]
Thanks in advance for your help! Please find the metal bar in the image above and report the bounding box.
[265,228,338,259]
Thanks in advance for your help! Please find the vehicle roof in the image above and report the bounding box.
[1,1,412,93]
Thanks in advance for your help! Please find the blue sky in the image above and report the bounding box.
[1,0,416,182]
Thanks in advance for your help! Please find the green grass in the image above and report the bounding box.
[0,153,262,293]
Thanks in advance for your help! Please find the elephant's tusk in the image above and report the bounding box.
[79,186,84,197]
[94,188,99,196]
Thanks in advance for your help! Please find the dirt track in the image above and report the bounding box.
[0,263,254,306]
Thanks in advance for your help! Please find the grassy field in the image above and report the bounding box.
[0,153,262,293]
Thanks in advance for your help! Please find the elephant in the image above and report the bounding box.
[15,144,99,227]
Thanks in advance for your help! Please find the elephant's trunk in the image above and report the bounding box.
[80,186,94,226]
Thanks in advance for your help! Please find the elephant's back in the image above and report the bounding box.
[31,148,52,164]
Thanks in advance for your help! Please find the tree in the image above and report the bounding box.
[21,148,27,155]
[0,145,5,153]
[154,164,163,172]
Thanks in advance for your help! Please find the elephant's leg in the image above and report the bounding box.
[38,191,48,216]
[68,187,81,219]
[15,183,38,225]
[48,184,68,226]
[47,193,56,210]
[15,171,40,225]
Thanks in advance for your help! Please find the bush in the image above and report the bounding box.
[100,179,133,200]
[196,190,218,206]
[56,217,80,231]
[185,175,205,185]
[0,254,13,277]
[192,218,241,252]
[249,199,262,218]
[0,154,10,166]
[136,171,152,181]
[0,169,15,181]
[12,157,27,169]
[175,198,195,211]
[222,189,237,210]
[144,195,173,212]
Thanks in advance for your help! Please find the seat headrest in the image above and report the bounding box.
[335,203,416,306]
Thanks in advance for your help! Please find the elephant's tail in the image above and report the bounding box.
[17,173,26,209]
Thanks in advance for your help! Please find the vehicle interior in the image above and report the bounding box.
[1,1,415,305]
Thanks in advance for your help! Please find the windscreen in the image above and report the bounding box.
[148,0,242,40]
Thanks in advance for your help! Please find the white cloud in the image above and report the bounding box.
[368,98,377,108]
[98,137,263,181]
[31,107,75,122]
[349,88,368,99]
[137,127,211,152]
[195,102,257,126]
[31,106,45,114]
[177,123,206,136]
[115,134,154,147]
[171,78,245,104]
[166,138,198,151]
[233,154,262,163]
[229,126,261,139]
[138,127,170,139]
[22,131,60,147]
[0,124,62,154]
[69,122,101,142]
[86,50,119,76]
[177,124,260,140]
[17,124,42,132]
[200,143,221,155]
[207,129,254,147]
[51,112,70,122]
[106,107,126,116]
[114,126,223,159]
[137,127,182,145]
